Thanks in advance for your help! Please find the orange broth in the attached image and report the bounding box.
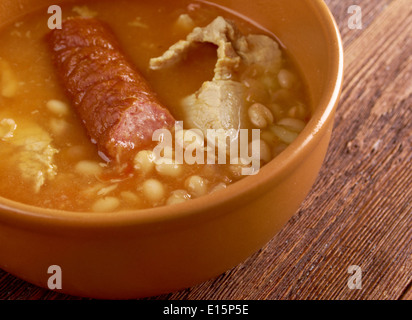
[0,0,310,212]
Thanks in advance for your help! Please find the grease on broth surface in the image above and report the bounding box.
[0,0,310,212]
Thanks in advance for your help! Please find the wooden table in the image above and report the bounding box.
[0,0,410,300]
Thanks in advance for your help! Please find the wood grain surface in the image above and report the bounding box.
[0,0,410,300]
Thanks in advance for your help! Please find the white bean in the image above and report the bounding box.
[248,103,274,129]
[185,176,208,198]
[120,191,143,205]
[288,104,307,120]
[0,59,18,98]
[72,5,98,18]
[210,183,227,194]
[260,140,272,163]
[277,118,306,133]
[92,197,120,212]
[49,118,69,136]
[166,190,191,205]
[249,139,272,163]
[278,69,296,89]
[156,161,183,178]
[75,160,103,176]
[174,14,196,32]
[270,125,299,144]
[142,179,165,203]
[260,130,278,145]
[121,191,138,201]
[134,150,155,174]
[46,99,70,117]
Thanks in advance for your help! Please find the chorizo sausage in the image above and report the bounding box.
[47,17,175,161]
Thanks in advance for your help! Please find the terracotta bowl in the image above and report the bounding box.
[0,0,343,299]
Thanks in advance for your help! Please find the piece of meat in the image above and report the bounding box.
[240,34,282,74]
[47,17,175,161]
[150,17,282,78]
[0,118,58,193]
[150,16,244,81]
[150,17,282,138]
[181,80,245,132]
[181,80,246,153]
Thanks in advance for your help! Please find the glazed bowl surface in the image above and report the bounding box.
[0,0,343,299]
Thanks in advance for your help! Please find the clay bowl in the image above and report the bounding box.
[0,0,343,299]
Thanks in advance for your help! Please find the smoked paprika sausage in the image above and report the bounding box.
[47,17,175,161]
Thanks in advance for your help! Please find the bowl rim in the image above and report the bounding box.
[0,0,344,231]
